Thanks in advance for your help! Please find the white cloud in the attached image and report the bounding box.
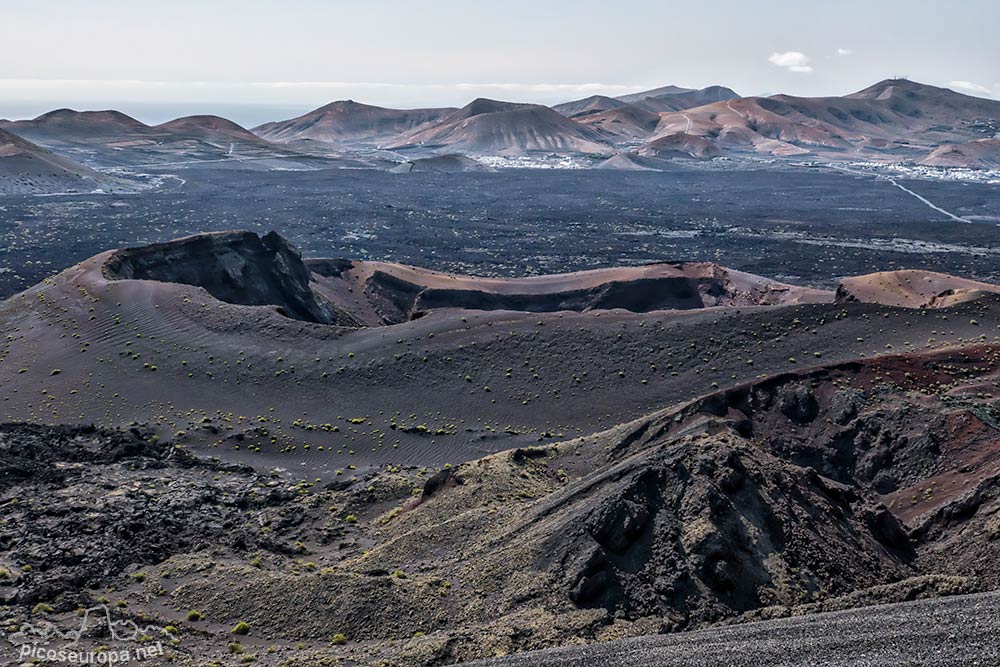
[948,80,993,97]
[837,48,853,56]
[768,51,813,73]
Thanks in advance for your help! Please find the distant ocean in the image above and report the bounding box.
[0,101,315,128]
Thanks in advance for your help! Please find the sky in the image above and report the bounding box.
[1,0,998,126]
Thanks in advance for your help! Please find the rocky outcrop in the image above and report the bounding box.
[103,231,345,324]
[0,423,297,604]
[554,435,912,624]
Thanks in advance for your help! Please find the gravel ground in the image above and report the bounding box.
[469,591,1000,666]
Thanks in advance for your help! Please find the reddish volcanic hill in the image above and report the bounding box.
[919,138,1000,169]
[836,270,1000,308]
[556,87,735,142]
[16,108,149,133]
[649,96,857,157]
[615,84,695,104]
[0,107,314,168]
[552,95,629,118]
[638,133,722,159]
[577,105,662,142]
[154,115,265,143]
[847,78,1000,110]
[645,79,1000,160]
[251,100,455,146]
[385,98,611,155]
[0,109,152,145]
[620,85,740,113]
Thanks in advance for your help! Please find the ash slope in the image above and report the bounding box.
[1,230,998,482]
[0,127,112,195]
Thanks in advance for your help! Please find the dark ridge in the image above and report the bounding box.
[103,231,343,324]
[314,261,830,325]
[414,277,713,313]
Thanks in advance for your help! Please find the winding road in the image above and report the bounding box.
[726,101,747,120]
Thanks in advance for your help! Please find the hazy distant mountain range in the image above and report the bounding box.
[2,79,999,190]
[232,79,1000,166]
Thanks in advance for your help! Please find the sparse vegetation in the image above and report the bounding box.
[231,621,251,635]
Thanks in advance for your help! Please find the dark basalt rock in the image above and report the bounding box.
[421,467,463,501]
[104,230,343,324]
[555,437,914,625]
[0,423,301,605]
[779,384,819,422]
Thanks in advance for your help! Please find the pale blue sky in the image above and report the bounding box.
[2,0,997,124]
